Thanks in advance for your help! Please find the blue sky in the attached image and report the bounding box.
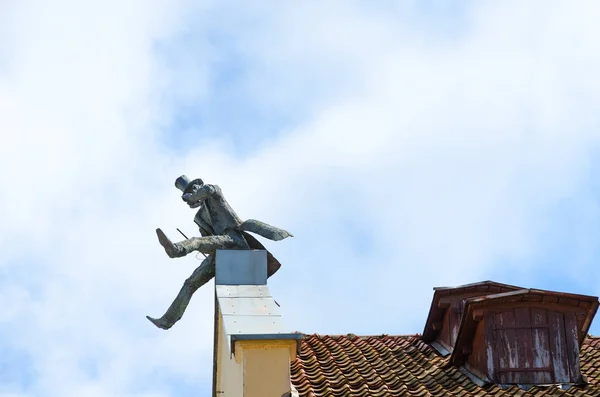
[2,1,600,396]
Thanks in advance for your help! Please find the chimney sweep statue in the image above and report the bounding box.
[147,175,293,330]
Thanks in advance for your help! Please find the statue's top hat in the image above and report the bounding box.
[174,175,204,194]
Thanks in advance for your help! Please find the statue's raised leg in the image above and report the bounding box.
[146,254,215,330]
[156,228,247,258]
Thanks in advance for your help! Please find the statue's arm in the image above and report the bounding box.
[182,184,216,208]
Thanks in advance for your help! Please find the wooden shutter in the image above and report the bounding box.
[486,307,580,384]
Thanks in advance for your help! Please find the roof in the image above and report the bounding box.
[291,334,600,396]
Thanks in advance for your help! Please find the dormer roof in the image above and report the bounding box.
[422,280,523,353]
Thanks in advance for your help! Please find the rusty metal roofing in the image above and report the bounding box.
[291,334,600,396]
[433,281,525,292]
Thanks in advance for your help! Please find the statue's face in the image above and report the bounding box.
[183,182,205,208]
[188,182,202,194]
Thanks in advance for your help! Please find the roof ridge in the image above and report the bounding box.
[301,333,422,339]
[300,332,600,339]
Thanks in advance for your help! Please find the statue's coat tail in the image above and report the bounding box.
[239,219,293,241]
[241,232,282,277]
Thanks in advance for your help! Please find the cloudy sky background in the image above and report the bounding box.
[2,1,600,395]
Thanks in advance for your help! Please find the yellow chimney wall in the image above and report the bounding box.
[241,341,296,397]
[215,312,297,397]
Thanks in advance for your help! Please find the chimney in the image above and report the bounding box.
[213,250,301,397]
[422,281,599,388]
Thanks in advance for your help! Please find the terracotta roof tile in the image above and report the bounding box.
[291,334,600,396]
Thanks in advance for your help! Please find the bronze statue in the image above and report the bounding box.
[146,175,293,329]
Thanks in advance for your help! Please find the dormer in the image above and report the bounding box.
[422,281,522,355]
[450,288,599,387]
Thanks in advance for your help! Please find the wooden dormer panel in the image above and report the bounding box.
[450,288,599,387]
[485,306,579,384]
[437,298,465,352]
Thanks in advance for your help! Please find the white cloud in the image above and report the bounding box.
[2,1,600,396]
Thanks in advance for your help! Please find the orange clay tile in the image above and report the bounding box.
[291,334,600,396]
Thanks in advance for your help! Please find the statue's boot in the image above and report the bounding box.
[156,228,187,258]
[146,315,173,330]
